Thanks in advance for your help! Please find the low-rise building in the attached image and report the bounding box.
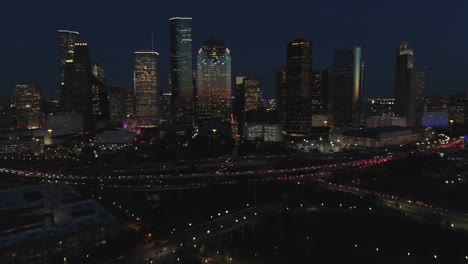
[95,130,135,145]
[342,126,424,148]
[0,184,118,264]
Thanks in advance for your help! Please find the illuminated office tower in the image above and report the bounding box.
[243,78,262,112]
[284,39,313,136]
[311,71,322,112]
[91,64,109,122]
[170,17,193,124]
[60,42,93,131]
[58,30,79,94]
[196,37,232,122]
[330,47,364,128]
[13,83,42,127]
[134,51,159,127]
[395,41,416,127]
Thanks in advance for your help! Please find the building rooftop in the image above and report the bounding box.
[0,184,117,249]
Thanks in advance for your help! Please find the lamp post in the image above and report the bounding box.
[212,129,218,155]
[449,119,454,139]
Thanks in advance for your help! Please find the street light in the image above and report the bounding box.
[212,128,218,154]
[449,119,454,138]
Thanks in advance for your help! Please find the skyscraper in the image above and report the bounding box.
[134,51,159,127]
[284,39,313,136]
[243,78,262,113]
[330,47,364,128]
[234,75,246,125]
[311,71,322,113]
[60,42,93,131]
[91,64,110,122]
[395,41,416,127]
[320,68,331,113]
[58,30,79,95]
[158,92,172,123]
[13,83,42,127]
[109,86,128,126]
[170,17,193,124]
[414,66,426,126]
[234,77,261,136]
[196,37,232,123]
[276,68,287,127]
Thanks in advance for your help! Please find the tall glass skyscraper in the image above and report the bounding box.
[330,47,364,128]
[395,41,416,127]
[170,17,193,124]
[91,64,109,122]
[58,30,79,95]
[196,37,232,123]
[284,39,313,136]
[134,51,159,127]
[60,42,94,131]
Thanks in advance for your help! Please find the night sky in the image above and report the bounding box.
[1,0,467,99]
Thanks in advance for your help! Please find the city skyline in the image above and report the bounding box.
[1,0,467,99]
[0,2,467,263]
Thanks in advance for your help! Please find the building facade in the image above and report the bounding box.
[284,39,313,136]
[59,43,93,132]
[330,47,364,128]
[58,30,79,95]
[109,86,134,126]
[91,64,109,122]
[158,92,172,123]
[276,67,287,127]
[243,78,262,113]
[13,83,42,128]
[134,51,159,127]
[311,71,322,113]
[170,17,194,124]
[414,67,426,126]
[395,41,416,127]
[196,37,232,123]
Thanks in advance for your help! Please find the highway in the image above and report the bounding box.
[320,179,468,231]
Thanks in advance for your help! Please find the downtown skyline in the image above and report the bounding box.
[1,0,467,99]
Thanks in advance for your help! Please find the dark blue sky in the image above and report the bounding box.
[1,0,467,99]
